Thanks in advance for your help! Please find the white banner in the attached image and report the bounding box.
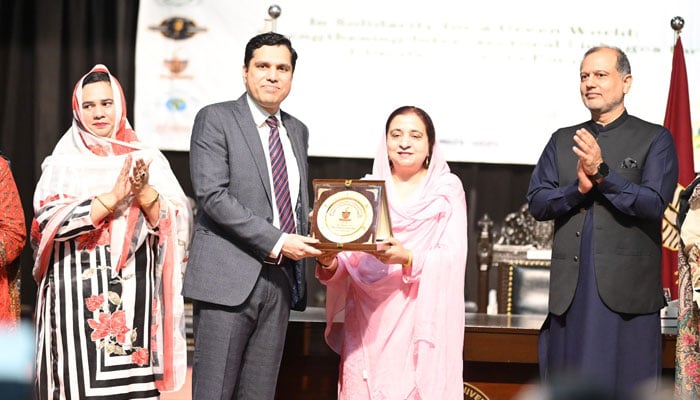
[136,0,700,164]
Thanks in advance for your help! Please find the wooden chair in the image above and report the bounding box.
[477,203,553,315]
[496,260,550,315]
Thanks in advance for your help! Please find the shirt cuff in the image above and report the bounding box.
[267,233,288,263]
[564,182,586,205]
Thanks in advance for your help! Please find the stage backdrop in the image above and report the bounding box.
[135,0,700,165]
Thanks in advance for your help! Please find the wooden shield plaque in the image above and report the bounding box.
[311,179,392,250]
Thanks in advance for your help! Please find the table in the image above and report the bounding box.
[463,313,677,400]
[275,310,677,400]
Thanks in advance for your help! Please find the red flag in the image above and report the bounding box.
[661,36,694,300]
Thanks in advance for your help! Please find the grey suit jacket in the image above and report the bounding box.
[183,93,310,310]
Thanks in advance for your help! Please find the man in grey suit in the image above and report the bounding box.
[184,32,321,400]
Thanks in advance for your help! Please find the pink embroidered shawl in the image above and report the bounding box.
[319,139,468,399]
[32,65,192,392]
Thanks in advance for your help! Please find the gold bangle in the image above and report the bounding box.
[95,196,114,213]
[144,191,159,207]
[403,250,413,269]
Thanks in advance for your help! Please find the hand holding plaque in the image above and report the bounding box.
[311,179,393,251]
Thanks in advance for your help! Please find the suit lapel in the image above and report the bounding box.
[233,95,274,206]
[282,115,307,183]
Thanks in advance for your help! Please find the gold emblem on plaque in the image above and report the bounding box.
[312,179,392,251]
[317,190,374,244]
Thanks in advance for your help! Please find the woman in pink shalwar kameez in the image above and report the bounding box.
[317,106,468,400]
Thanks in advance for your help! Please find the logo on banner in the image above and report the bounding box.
[149,17,207,40]
[162,50,192,79]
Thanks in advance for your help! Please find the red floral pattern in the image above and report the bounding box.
[131,348,149,366]
[676,243,700,397]
[85,276,150,366]
[75,221,110,251]
[677,306,700,389]
[87,310,130,343]
[84,294,104,312]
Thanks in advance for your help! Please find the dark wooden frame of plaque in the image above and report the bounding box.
[311,179,392,250]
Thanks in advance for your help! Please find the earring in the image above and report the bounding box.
[424,155,430,168]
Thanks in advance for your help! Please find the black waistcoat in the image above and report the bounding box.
[551,113,666,315]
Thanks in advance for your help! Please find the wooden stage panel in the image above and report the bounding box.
[464,331,538,363]
[276,320,339,400]
[462,314,542,399]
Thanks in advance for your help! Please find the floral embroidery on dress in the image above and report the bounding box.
[75,221,111,251]
[84,294,104,312]
[84,266,149,365]
[677,242,700,397]
[88,310,130,343]
[132,348,150,366]
[676,302,700,393]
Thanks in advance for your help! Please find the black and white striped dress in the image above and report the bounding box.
[34,198,163,399]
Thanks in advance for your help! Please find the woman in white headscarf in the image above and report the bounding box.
[32,64,192,399]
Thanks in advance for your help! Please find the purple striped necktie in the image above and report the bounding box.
[266,116,296,234]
